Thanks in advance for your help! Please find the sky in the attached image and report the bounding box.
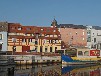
[0,0,101,26]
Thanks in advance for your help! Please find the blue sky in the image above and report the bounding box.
[0,0,101,26]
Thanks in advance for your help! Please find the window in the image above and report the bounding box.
[41,29,44,31]
[13,46,16,52]
[55,40,57,43]
[18,27,22,30]
[12,38,16,42]
[0,44,2,51]
[76,32,77,35]
[50,35,53,37]
[35,34,38,39]
[29,39,32,42]
[45,46,48,52]
[47,29,50,32]
[32,34,34,36]
[50,47,52,52]
[58,35,61,36]
[83,38,84,40]
[84,51,89,56]
[35,46,37,52]
[35,40,38,45]
[27,28,31,31]
[94,38,96,43]
[40,46,42,52]
[22,39,26,42]
[47,40,49,43]
[53,30,56,32]
[87,36,91,42]
[24,33,27,36]
[53,40,57,43]
[0,34,2,40]
[55,47,57,51]
[43,39,46,43]
[78,51,83,56]
[83,32,84,35]
[11,27,15,29]
[93,33,94,35]
[49,40,52,43]
[71,36,73,40]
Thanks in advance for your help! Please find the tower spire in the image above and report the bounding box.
[51,16,57,28]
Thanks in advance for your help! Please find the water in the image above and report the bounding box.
[0,64,101,76]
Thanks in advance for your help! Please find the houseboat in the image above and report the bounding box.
[62,48,101,65]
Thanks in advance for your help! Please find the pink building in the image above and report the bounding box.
[58,24,87,47]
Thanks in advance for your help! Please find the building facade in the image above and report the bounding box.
[0,22,8,52]
[87,26,101,49]
[57,24,87,48]
[7,22,62,53]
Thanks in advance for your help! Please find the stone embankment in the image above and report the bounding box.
[1,52,61,65]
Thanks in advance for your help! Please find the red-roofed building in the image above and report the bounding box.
[7,21,62,53]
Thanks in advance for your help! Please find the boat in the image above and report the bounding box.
[62,48,101,65]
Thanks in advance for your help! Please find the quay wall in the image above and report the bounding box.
[0,55,61,64]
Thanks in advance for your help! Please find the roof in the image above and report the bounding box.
[92,26,101,30]
[8,23,61,40]
[57,24,86,29]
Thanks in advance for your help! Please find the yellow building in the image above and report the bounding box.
[7,21,62,53]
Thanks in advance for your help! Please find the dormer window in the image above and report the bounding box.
[27,28,31,31]
[18,27,22,30]
[47,29,50,32]
[11,27,15,29]
[32,34,34,36]
[24,33,27,36]
[41,29,43,31]
[53,30,56,32]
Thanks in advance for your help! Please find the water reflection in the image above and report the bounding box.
[14,64,61,76]
[0,64,101,76]
[62,65,101,76]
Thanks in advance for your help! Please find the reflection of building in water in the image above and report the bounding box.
[62,65,101,76]
[0,65,14,76]
[14,64,61,76]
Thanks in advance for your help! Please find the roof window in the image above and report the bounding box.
[18,27,22,30]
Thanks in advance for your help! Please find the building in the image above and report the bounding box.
[0,22,8,52]
[57,24,87,48]
[7,21,62,53]
[87,26,101,49]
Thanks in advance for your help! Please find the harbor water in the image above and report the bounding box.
[0,64,101,76]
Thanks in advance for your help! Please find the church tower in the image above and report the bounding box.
[51,18,57,28]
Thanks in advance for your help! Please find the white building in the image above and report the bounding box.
[0,22,8,52]
[87,26,101,50]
